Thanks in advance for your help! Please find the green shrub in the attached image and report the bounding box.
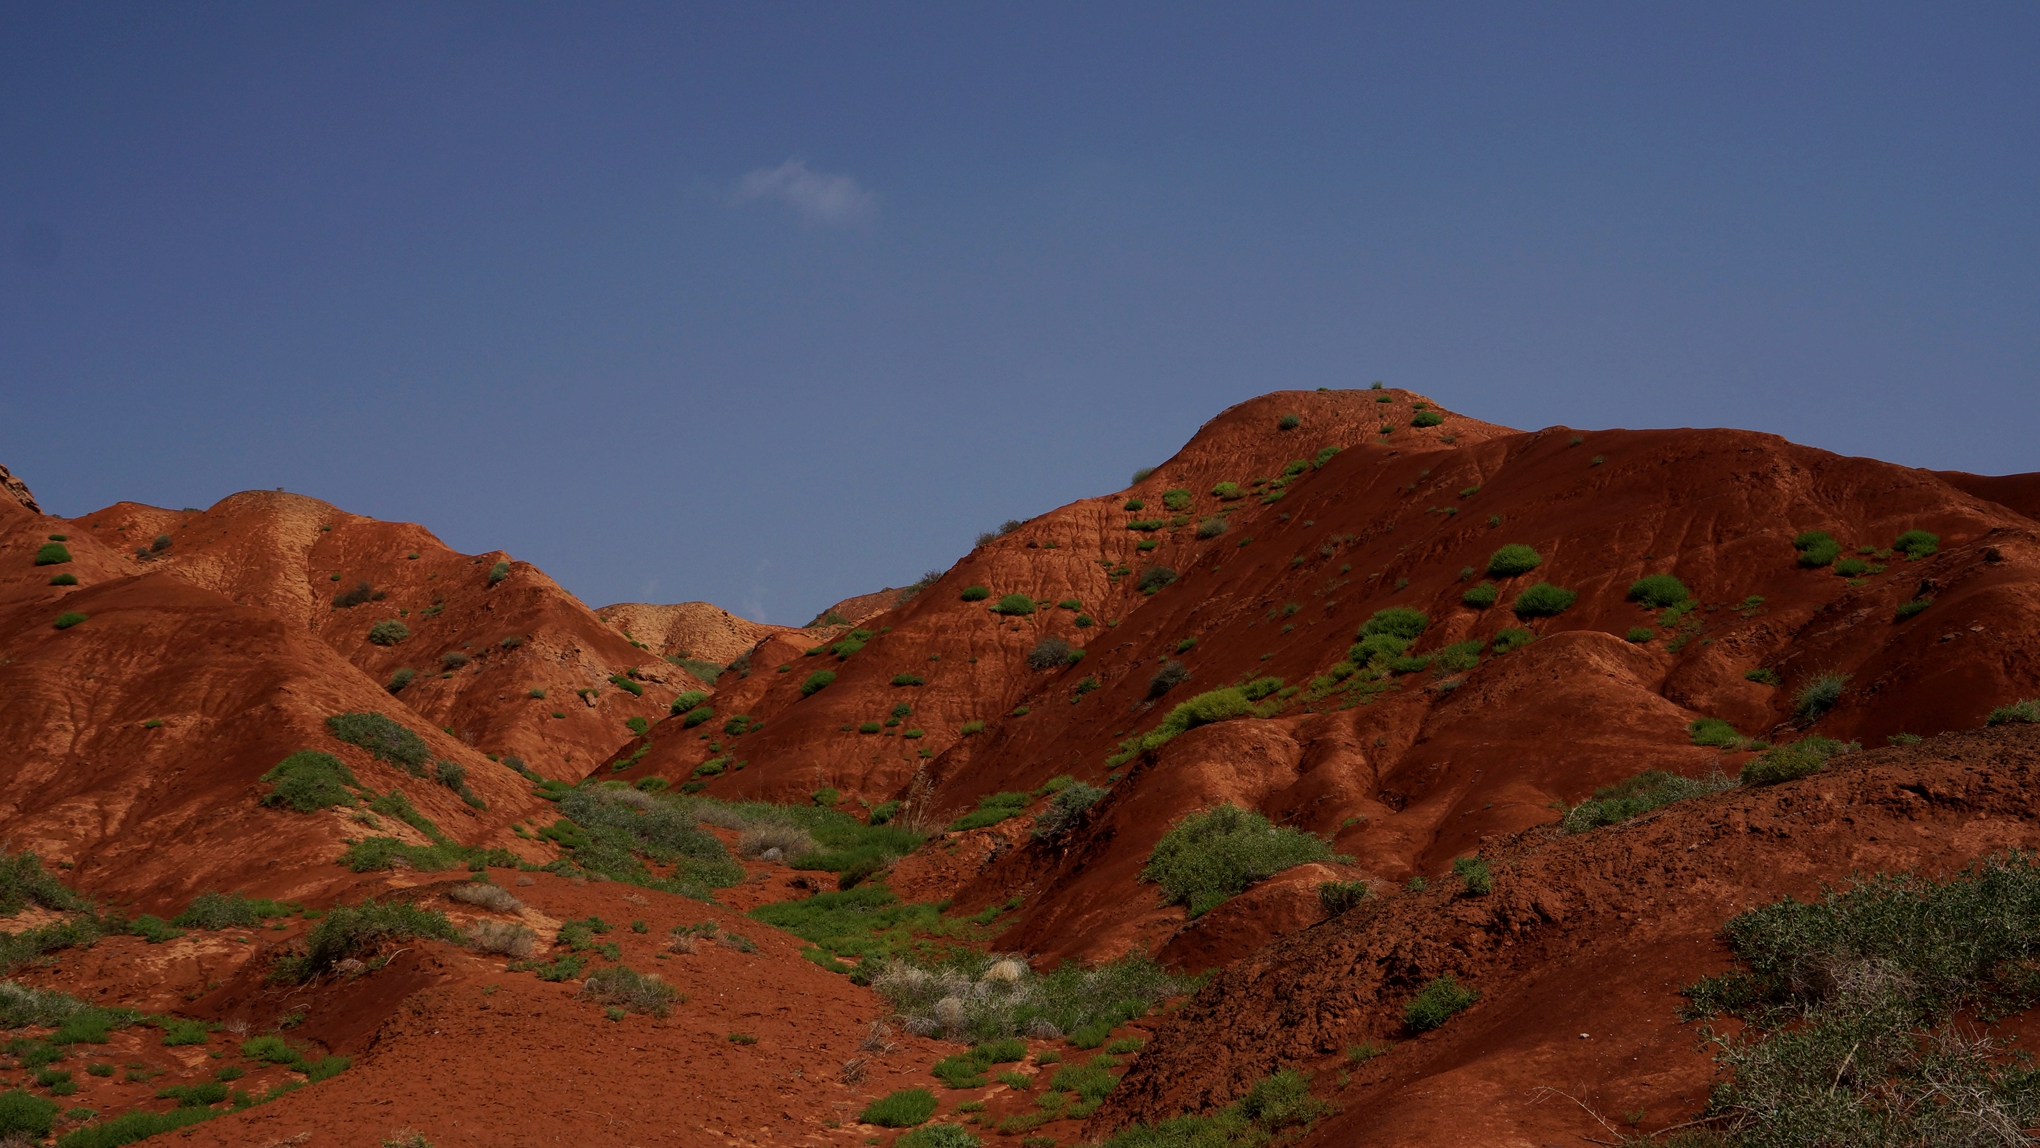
[1126,518,1165,532]
[1690,717,1741,748]
[895,1124,980,1148]
[1319,880,1367,915]
[1211,481,1242,501]
[33,543,71,566]
[1101,1068,1324,1147]
[1405,975,1478,1031]
[1028,636,1075,670]
[367,620,409,646]
[812,787,841,807]
[1793,672,1848,720]
[1359,607,1428,641]
[1032,783,1108,842]
[667,690,708,714]
[0,1090,56,1138]
[173,891,292,930]
[1510,582,1576,617]
[861,1088,938,1127]
[1741,737,1854,786]
[1987,700,2040,726]
[1461,582,1498,609]
[52,612,87,630]
[680,705,714,728]
[1276,413,1300,430]
[949,792,1031,832]
[48,573,78,586]
[1745,667,1780,686]
[960,585,990,602]
[325,712,430,770]
[581,964,681,1017]
[1123,498,1145,511]
[1411,409,1444,428]
[959,720,986,736]
[56,1106,219,1148]
[799,670,836,697]
[385,667,415,693]
[1141,803,1337,917]
[1162,489,1193,511]
[1486,544,1542,577]
[1893,529,1939,560]
[1562,768,1738,833]
[990,593,1036,616]
[1624,626,1653,643]
[441,651,470,670]
[280,899,461,981]
[1895,597,1931,620]
[259,751,362,812]
[1491,627,1536,654]
[1793,530,1841,567]
[1627,574,1690,608]
[1452,856,1492,895]
[487,560,511,585]
[1833,557,1869,577]
[1136,566,1177,594]
[607,674,644,697]
[855,721,880,734]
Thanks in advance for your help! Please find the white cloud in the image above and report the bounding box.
[733,159,877,226]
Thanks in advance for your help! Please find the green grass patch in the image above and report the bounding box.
[861,1088,938,1126]
[949,792,1031,832]
[1141,804,1341,917]
[1404,975,1478,1031]
[1486,544,1542,577]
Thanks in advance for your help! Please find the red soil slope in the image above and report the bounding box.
[1094,723,2040,1146]
[614,390,2040,972]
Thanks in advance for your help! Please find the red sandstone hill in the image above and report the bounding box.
[2,385,2038,1148]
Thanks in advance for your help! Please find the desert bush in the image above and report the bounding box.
[799,669,835,696]
[1793,671,1848,720]
[861,1088,938,1127]
[1490,627,1536,654]
[0,1089,57,1138]
[1136,566,1178,595]
[1032,783,1108,842]
[52,612,87,629]
[990,593,1036,616]
[666,689,708,714]
[385,667,415,693]
[1625,626,1654,643]
[440,651,470,670]
[896,1124,980,1148]
[326,711,431,770]
[448,881,521,912]
[1411,409,1444,427]
[1101,1068,1325,1147]
[554,785,745,895]
[48,572,78,585]
[467,920,537,958]
[1833,557,1869,577]
[1689,717,1741,748]
[333,581,377,608]
[738,821,819,861]
[1893,529,1939,560]
[581,964,680,1017]
[1405,975,1479,1031]
[1123,498,1146,511]
[1026,636,1074,671]
[487,561,511,586]
[1486,544,1542,577]
[1162,489,1194,511]
[1793,530,1841,568]
[1360,607,1428,642]
[1141,803,1338,917]
[1276,413,1300,430]
[890,673,925,687]
[949,792,1031,832]
[1459,581,1498,609]
[367,620,410,646]
[1745,667,1780,686]
[1559,769,1735,832]
[960,585,990,602]
[1132,466,1156,483]
[281,899,461,981]
[680,705,715,728]
[259,750,362,812]
[33,543,71,566]
[1510,582,1576,617]
[1741,737,1855,786]
[172,891,291,930]
[1453,855,1493,895]
[1126,518,1165,532]
[1627,574,1690,608]
[869,951,1177,1044]
[1987,699,2040,726]
[1188,515,1227,540]
[1319,880,1367,915]
[1895,597,1932,620]
[1211,481,1242,500]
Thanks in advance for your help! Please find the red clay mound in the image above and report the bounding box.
[1095,723,2040,1146]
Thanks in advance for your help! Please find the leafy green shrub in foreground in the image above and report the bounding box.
[259,751,362,812]
[366,620,409,646]
[1511,581,1576,617]
[1988,699,2040,726]
[1627,573,1690,608]
[1741,737,1855,786]
[1793,530,1841,567]
[1486,544,1542,577]
[1405,975,1479,1032]
[1141,803,1339,917]
[1793,671,1848,720]
[275,899,460,982]
[0,1089,57,1138]
[960,585,990,602]
[325,711,430,770]
[1892,529,1939,560]
[1453,856,1493,895]
[1561,769,1738,834]
[800,670,835,697]
[861,1088,938,1127]
[33,543,71,566]
[990,593,1036,616]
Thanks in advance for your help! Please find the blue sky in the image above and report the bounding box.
[3,3,2035,622]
